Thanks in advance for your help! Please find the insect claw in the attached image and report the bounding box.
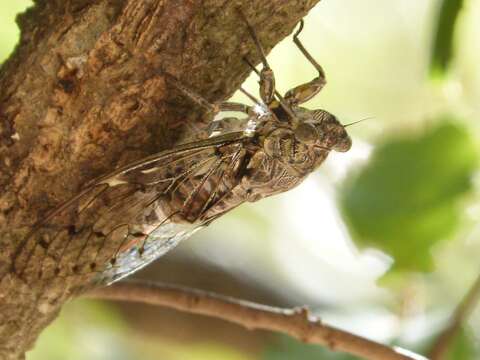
[293,19,305,39]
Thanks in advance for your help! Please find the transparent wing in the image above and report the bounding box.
[13,132,247,287]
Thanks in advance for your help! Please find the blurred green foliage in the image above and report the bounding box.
[28,301,132,360]
[430,0,464,76]
[0,1,32,63]
[263,336,358,360]
[341,121,477,272]
[417,326,478,360]
[445,326,478,360]
[153,343,254,360]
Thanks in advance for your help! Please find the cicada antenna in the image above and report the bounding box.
[344,117,374,128]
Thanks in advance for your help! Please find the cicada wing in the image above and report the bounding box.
[14,132,247,287]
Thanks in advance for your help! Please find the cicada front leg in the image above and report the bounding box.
[284,20,327,106]
[237,11,276,106]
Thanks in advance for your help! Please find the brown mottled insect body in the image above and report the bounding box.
[12,16,351,289]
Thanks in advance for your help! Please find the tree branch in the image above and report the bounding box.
[429,270,480,359]
[0,0,322,358]
[87,280,429,360]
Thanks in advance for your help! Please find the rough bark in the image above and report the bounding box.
[0,0,321,358]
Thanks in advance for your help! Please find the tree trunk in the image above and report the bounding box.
[0,0,320,358]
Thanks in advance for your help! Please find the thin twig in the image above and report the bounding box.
[429,271,480,359]
[85,280,428,360]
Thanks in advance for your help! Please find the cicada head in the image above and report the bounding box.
[293,109,352,152]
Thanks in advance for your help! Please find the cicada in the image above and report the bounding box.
[13,17,351,290]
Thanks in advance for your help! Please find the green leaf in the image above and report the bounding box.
[341,121,477,272]
[430,0,464,77]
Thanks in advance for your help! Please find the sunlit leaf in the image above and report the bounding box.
[341,121,477,272]
[430,0,464,77]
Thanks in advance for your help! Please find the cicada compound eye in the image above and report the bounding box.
[294,122,318,144]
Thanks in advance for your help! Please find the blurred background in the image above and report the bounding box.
[3,0,480,359]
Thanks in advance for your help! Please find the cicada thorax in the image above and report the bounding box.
[263,128,319,171]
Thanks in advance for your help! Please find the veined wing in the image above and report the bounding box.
[13,131,247,287]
